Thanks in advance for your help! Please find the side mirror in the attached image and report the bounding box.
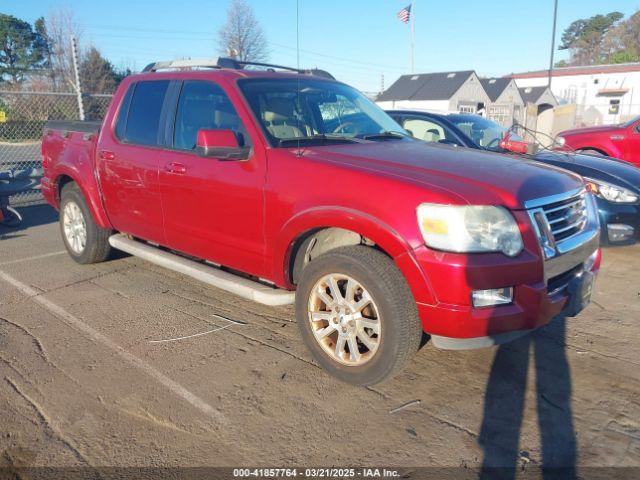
[196,129,251,161]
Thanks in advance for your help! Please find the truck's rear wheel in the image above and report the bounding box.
[296,246,421,386]
[60,183,112,264]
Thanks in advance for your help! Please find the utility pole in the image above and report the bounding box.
[380,73,385,95]
[71,35,85,121]
[548,0,559,90]
[410,1,416,73]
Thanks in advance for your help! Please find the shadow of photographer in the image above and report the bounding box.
[479,314,576,480]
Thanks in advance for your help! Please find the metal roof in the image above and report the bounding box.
[479,78,512,102]
[377,71,475,101]
[518,86,549,104]
[509,62,640,79]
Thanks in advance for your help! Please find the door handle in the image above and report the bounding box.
[99,150,115,160]
[165,161,187,174]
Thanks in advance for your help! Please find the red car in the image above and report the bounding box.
[557,117,640,167]
[40,58,601,385]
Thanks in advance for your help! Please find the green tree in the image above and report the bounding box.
[80,46,128,120]
[80,46,118,93]
[602,11,640,63]
[0,14,47,84]
[559,11,624,65]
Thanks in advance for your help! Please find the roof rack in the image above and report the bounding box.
[142,57,335,80]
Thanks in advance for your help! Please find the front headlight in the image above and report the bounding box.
[417,204,524,257]
[584,177,639,203]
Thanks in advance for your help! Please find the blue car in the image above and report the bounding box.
[387,110,640,247]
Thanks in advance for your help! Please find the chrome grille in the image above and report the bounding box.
[541,194,588,243]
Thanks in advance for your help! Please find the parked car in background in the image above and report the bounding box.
[387,110,640,246]
[556,117,640,168]
[41,58,601,385]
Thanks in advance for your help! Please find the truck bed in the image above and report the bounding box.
[45,120,102,135]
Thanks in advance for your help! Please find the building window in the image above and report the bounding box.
[609,99,620,115]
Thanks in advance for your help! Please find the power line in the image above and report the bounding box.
[81,23,410,72]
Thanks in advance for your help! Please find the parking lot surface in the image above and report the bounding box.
[0,206,639,473]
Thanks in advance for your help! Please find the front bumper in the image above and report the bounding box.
[597,198,640,246]
[409,191,601,350]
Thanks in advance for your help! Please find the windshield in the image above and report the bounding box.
[238,78,408,146]
[619,115,640,128]
[447,114,523,151]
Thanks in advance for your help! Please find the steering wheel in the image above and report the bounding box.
[332,121,359,136]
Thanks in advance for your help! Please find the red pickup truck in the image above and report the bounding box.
[41,58,601,385]
[557,117,640,167]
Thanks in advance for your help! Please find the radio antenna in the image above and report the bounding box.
[295,0,302,156]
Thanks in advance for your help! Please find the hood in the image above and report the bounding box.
[533,150,640,192]
[300,140,583,209]
[559,124,623,137]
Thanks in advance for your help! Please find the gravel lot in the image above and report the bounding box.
[0,205,639,476]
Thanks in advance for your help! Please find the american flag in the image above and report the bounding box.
[397,4,412,24]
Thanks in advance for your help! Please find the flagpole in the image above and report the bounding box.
[410,1,415,73]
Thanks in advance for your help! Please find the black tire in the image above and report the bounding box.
[296,245,422,386]
[59,182,112,264]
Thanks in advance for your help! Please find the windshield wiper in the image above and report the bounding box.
[278,134,361,147]
[361,131,409,141]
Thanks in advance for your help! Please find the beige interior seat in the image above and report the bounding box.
[423,128,441,142]
[262,97,305,139]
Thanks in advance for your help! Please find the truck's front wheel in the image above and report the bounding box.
[296,246,421,386]
[60,182,112,264]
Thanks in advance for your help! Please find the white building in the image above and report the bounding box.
[510,63,640,126]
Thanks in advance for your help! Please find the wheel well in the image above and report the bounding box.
[56,175,75,203]
[288,227,384,285]
[577,147,607,156]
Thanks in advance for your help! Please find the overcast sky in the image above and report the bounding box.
[10,0,640,92]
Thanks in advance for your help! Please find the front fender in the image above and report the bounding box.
[272,206,436,305]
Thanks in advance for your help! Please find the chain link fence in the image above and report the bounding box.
[0,91,112,206]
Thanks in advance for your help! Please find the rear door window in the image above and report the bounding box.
[123,80,170,146]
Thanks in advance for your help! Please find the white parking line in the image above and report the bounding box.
[0,270,226,424]
[0,251,66,267]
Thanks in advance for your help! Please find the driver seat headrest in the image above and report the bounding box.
[262,97,297,124]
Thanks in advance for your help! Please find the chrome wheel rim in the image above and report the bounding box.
[63,201,87,254]
[308,273,381,366]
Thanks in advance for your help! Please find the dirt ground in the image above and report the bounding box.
[0,205,638,477]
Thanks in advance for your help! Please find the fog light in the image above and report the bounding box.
[472,287,513,308]
[608,224,634,242]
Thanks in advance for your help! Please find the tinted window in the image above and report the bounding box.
[447,114,522,150]
[114,84,134,140]
[174,80,246,150]
[124,80,169,146]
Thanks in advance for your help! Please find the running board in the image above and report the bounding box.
[108,234,295,306]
